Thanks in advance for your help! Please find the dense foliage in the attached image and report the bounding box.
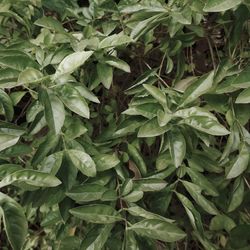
[0,0,250,249]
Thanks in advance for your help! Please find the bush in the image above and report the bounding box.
[0,0,250,249]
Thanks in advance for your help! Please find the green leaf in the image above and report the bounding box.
[0,89,14,121]
[40,89,65,134]
[0,192,28,250]
[122,190,143,202]
[168,128,186,168]
[80,224,113,250]
[17,68,44,85]
[228,177,244,212]
[209,214,236,233]
[181,116,230,136]
[124,231,140,250]
[94,153,120,172]
[0,164,23,178]
[180,71,214,107]
[74,85,100,103]
[186,168,219,196]
[125,205,174,223]
[0,55,38,71]
[0,133,20,152]
[97,63,113,89]
[236,87,250,103]
[66,184,107,202]
[176,192,204,234]
[0,169,61,188]
[99,33,132,49]
[67,149,96,177]
[38,151,63,175]
[226,143,249,179]
[127,143,147,176]
[138,118,169,137]
[204,0,242,12]
[182,180,219,215]
[34,16,66,33]
[133,178,167,192]
[128,219,186,242]
[143,84,166,104]
[56,84,90,118]
[103,56,130,73]
[55,51,93,78]
[69,204,122,224]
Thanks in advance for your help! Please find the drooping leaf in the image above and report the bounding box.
[56,84,90,118]
[55,51,93,78]
[0,192,28,250]
[40,89,65,134]
[0,89,14,121]
[226,143,249,179]
[0,169,61,188]
[138,118,169,137]
[181,116,230,136]
[168,128,186,168]
[128,219,186,242]
[80,224,114,250]
[67,149,96,177]
[70,204,122,224]
[182,180,219,215]
[204,0,242,12]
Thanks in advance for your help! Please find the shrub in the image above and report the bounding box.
[0,0,249,249]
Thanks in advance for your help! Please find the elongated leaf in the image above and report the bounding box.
[0,89,14,121]
[0,133,20,152]
[176,192,204,234]
[99,33,131,49]
[0,55,38,71]
[228,177,244,212]
[56,84,90,118]
[97,63,113,89]
[67,149,96,177]
[133,178,167,192]
[143,84,166,104]
[0,192,28,250]
[74,85,100,103]
[236,87,250,103]
[182,116,230,136]
[182,180,219,215]
[122,190,143,202]
[38,151,63,175]
[66,184,107,202]
[125,205,174,223]
[40,89,65,134]
[127,143,147,176]
[94,153,120,172]
[180,71,214,107]
[18,68,44,85]
[204,0,242,12]
[55,51,93,77]
[128,219,186,242]
[138,118,169,137]
[0,164,23,178]
[226,143,249,179]
[0,169,61,188]
[70,204,122,224]
[35,16,65,33]
[209,214,236,233]
[186,168,219,196]
[125,230,140,250]
[31,133,59,167]
[168,129,186,168]
[81,224,113,250]
[103,56,130,73]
